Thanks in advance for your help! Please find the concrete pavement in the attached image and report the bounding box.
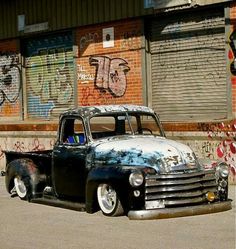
[0,176,235,249]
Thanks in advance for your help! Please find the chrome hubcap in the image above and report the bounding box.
[98,184,117,213]
[14,177,27,198]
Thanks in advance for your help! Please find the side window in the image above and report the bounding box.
[61,117,86,145]
[137,114,162,136]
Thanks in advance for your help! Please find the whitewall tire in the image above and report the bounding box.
[97,183,124,217]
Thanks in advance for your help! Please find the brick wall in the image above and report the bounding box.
[76,19,143,106]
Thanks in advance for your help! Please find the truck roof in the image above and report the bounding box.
[61,105,155,118]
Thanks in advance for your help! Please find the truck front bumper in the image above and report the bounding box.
[128,200,232,220]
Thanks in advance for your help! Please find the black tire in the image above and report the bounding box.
[97,183,124,217]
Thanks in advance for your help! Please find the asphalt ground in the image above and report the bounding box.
[0,176,235,249]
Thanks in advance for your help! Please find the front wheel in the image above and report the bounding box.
[97,183,124,217]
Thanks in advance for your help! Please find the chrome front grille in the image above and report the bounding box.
[145,170,217,209]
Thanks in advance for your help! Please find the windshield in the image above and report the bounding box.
[89,112,163,139]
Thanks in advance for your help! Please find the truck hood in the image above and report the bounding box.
[93,136,201,173]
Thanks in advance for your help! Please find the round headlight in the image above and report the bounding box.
[218,164,229,178]
[129,171,144,187]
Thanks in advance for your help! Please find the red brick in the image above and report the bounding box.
[76,19,143,107]
[0,39,18,52]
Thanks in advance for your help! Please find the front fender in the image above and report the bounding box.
[85,166,132,213]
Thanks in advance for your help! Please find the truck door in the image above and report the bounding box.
[52,116,88,200]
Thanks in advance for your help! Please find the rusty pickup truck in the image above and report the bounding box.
[4,105,232,219]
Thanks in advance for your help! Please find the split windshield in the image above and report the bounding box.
[89,112,163,139]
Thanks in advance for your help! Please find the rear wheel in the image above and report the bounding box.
[13,175,30,200]
[97,183,124,217]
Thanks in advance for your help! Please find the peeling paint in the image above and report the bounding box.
[65,104,154,119]
[93,136,198,173]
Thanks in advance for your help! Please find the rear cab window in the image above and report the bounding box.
[60,117,86,145]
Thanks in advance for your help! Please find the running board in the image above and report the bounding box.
[31,197,86,212]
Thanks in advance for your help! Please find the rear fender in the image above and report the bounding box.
[5,158,44,199]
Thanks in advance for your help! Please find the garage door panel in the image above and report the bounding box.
[23,33,74,120]
[149,9,227,121]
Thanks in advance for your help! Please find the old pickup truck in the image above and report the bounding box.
[4,105,232,219]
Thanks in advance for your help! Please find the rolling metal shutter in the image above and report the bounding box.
[24,32,74,120]
[149,9,227,121]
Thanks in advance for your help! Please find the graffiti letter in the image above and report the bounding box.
[0,54,21,106]
[90,56,130,97]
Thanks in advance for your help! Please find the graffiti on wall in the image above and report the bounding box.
[79,32,100,51]
[25,34,74,119]
[121,30,141,50]
[81,86,120,106]
[77,64,94,84]
[0,137,56,171]
[89,56,130,97]
[0,54,21,109]
[78,56,131,106]
[0,145,4,159]
[26,49,74,118]
[14,138,47,152]
[229,30,236,75]
[198,122,236,177]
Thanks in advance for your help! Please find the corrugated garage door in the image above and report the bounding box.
[149,9,227,121]
[24,32,74,120]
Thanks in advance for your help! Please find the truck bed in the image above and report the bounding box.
[4,150,53,173]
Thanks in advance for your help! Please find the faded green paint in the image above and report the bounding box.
[0,0,153,40]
